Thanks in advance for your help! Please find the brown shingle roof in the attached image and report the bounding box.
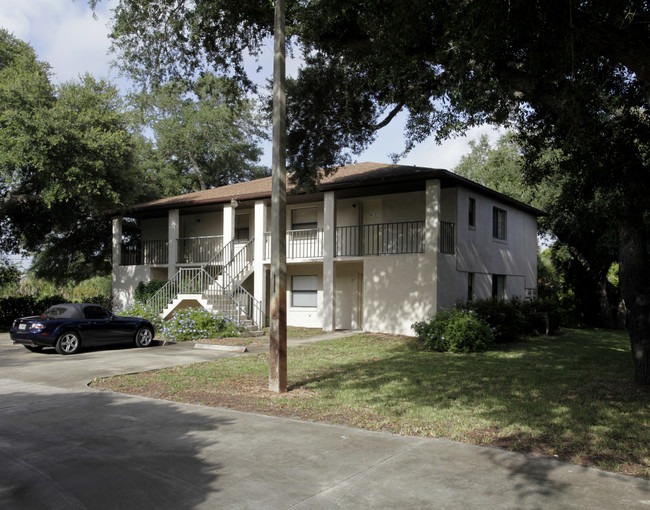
[126,162,542,216]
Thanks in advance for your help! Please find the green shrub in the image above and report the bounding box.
[67,276,112,302]
[412,307,494,353]
[462,298,526,342]
[115,301,164,333]
[161,307,243,342]
[134,280,167,302]
[0,295,66,330]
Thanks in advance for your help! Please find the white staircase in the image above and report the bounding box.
[148,238,264,331]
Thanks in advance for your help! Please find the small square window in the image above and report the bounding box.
[291,275,318,307]
[492,207,507,240]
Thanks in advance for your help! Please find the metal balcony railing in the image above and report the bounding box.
[336,221,425,256]
[264,229,324,260]
[177,235,223,264]
[120,240,168,266]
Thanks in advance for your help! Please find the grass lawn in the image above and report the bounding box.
[92,328,650,478]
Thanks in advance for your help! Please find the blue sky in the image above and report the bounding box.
[0,0,504,172]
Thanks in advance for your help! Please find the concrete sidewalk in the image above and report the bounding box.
[1,332,650,508]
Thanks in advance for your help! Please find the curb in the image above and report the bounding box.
[194,343,248,353]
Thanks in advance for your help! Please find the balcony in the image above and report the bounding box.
[120,235,224,266]
[121,240,168,266]
[337,221,425,256]
[264,229,324,260]
[178,235,223,264]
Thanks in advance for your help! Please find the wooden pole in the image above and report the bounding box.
[269,0,287,393]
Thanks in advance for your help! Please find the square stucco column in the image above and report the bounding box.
[254,200,266,307]
[322,191,336,332]
[425,179,441,312]
[223,204,235,246]
[112,216,122,271]
[168,209,179,279]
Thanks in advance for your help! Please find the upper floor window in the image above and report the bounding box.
[468,197,476,228]
[292,207,318,230]
[492,207,507,240]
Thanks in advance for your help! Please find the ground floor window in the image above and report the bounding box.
[468,272,475,301]
[291,275,318,307]
[492,274,506,300]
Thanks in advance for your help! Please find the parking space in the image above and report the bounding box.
[0,333,246,389]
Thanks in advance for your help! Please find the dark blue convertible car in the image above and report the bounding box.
[10,303,156,355]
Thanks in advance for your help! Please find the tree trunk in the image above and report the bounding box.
[618,218,650,385]
[596,277,615,329]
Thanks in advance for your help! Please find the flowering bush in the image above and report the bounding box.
[161,307,243,342]
[412,307,494,353]
[115,301,164,333]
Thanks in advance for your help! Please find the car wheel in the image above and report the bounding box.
[134,327,153,347]
[24,345,44,352]
[55,332,81,355]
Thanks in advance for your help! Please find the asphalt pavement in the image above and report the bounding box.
[1,331,650,509]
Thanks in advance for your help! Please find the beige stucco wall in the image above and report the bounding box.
[140,217,168,241]
[363,253,437,336]
[447,186,537,303]
[180,211,223,238]
[112,265,152,309]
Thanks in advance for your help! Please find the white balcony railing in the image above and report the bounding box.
[264,229,324,260]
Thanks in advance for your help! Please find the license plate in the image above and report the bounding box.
[18,323,26,330]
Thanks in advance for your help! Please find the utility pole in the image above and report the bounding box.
[269,0,287,393]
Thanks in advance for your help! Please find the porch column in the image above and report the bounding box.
[322,191,336,332]
[254,200,266,307]
[168,208,179,279]
[425,180,441,312]
[112,216,122,270]
[223,203,235,245]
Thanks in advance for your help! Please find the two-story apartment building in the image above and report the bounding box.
[112,162,540,336]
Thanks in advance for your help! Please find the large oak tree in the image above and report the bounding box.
[95,0,650,384]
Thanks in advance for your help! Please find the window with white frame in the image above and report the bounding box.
[291,275,318,307]
[492,274,506,300]
[291,207,318,230]
[492,207,507,240]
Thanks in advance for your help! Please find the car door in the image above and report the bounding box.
[82,305,114,343]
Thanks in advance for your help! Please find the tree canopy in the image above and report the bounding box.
[0,30,149,282]
[95,0,650,384]
[137,73,269,195]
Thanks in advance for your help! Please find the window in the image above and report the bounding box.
[492,274,506,300]
[235,214,249,241]
[292,207,318,230]
[84,305,112,319]
[468,273,475,301]
[291,275,318,307]
[468,198,476,228]
[492,207,507,240]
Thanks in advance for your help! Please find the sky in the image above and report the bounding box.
[0,0,503,265]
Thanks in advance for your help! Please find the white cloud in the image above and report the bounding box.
[0,0,116,84]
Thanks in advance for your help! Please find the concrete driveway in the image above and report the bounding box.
[1,332,650,509]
